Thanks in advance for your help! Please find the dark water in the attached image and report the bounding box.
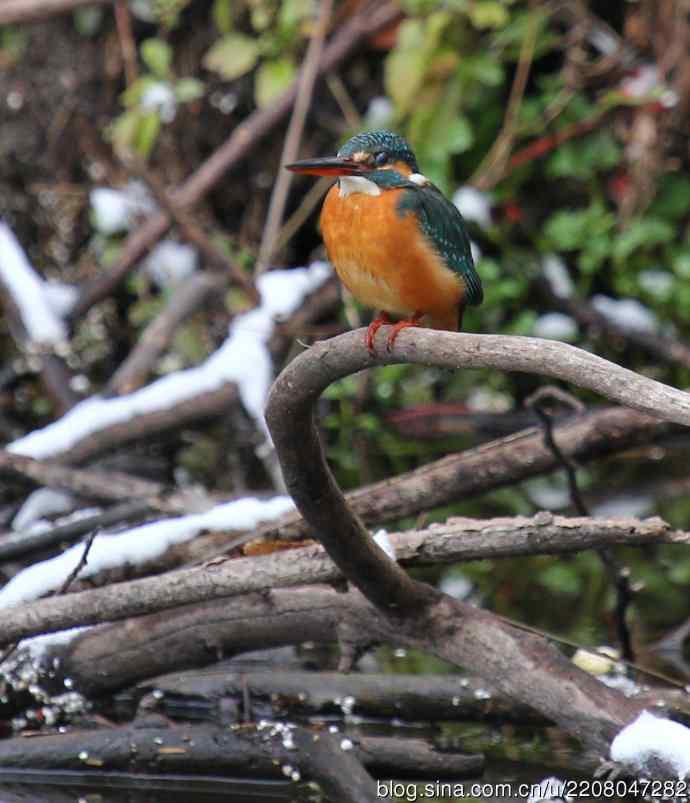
[0,771,292,803]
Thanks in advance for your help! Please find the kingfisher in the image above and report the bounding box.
[286,130,482,352]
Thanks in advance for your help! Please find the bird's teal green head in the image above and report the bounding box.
[285,130,420,186]
[336,130,419,174]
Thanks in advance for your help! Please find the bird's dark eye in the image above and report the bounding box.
[374,151,389,167]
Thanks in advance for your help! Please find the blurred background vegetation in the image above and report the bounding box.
[2,0,690,718]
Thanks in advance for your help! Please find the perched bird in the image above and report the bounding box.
[286,130,482,352]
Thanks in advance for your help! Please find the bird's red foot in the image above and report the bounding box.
[386,312,423,352]
[366,313,391,353]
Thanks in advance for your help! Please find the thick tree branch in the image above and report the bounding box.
[265,327,690,759]
[224,403,675,557]
[54,587,642,756]
[0,722,480,789]
[1,514,679,646]
[266,328,690,614]
[145,668,547,725]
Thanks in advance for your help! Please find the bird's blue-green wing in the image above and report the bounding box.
[396,184,483,307]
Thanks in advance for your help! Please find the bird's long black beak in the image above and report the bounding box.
[284,157,372,177]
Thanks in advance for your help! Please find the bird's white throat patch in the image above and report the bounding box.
[338,176,381,198]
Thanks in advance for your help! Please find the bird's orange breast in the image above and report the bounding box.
[320,183,463,330]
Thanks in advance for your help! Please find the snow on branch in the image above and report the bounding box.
[0,495,294,608]
[7,262,331,459]
[610,710,690,779]
[0,222,71,348]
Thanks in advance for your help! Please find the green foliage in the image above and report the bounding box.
[109,38,204,158]
[141,38,173,78]
[255,56,296,107]
[545,131,621,180]
[543,202,616,273]
[0,26,29,64]
[73,7,105,36]
[203,0,307,108]
[204,33,260,80]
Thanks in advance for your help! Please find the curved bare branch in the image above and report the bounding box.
[265,327,690,758]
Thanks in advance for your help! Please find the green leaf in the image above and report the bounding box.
[278,0,312,32]
[539,562,582,595]
[612,218,674,263]
[469,1,510,29]
[650,175,690,220]
[203,33,260,80]
[73,6,104,35]
[384,19,427,112]
[108,109,140,152]
[579,236,610,274]
[134,111,161,158]
[141,38,173,79]
[174,77,205,103]
[255,57,296,107]
[672,249,690,279]
[546,131,621,180]
[120,75,157,108]
[544,204,615,252]
[443,116,473,153]
[544,212,585,250]
[457,52,504,86]
[212,0,233,33]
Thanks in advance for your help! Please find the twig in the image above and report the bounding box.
[122,156,258,301]
[525,387,637,662]
[264,329,690,546]
[326,73,362,129]
[9,382,241,465]
[70,2,403,320]
[290,726,377,803]
[213,403,676,562]
[114,0,137,87]
[507,109,608,172]
[106,272,227,396]
[537,274,690,372]
[255,0,334,276]
[7,269,334,468]
[57,529,98,594]
[0,449,166,503]
[597,548,635,661]
[524,386,588,515]
[60,589,641,759]
[0,500,152,562]
[0,0,110,24]
[37,353,80,415]
[273,176,331,255]
[0,222,77,414]
[472,5,540,190]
